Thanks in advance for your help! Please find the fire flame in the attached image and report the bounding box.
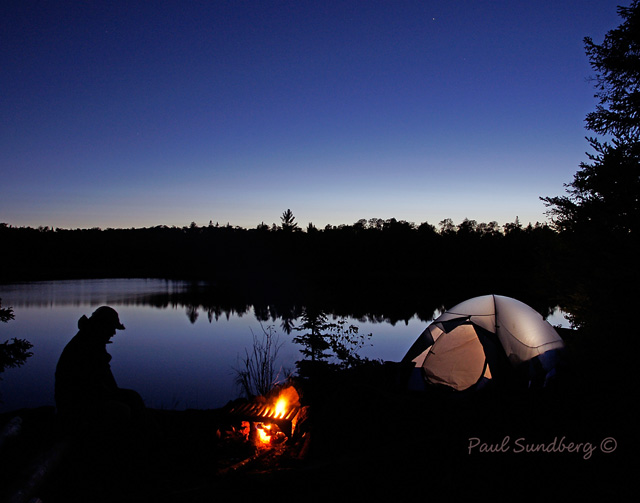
[274,397,287,418]
[256,423,272,444]
[250,385,301,447]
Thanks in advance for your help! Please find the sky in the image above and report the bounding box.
[0,0,627,230]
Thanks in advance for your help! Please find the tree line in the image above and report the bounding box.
[0,215,568,317]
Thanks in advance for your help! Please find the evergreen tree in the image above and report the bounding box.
[542,2,640,327]
[543,2,640,236]
[280,209,299,232]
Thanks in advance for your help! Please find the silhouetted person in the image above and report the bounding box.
[55,306,147,436]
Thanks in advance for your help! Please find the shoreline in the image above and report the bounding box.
[1,362,632,501]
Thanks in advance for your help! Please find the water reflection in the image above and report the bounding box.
[0,279,569,414]
[0,280,427,413]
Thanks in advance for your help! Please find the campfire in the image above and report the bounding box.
[226,384,307,450]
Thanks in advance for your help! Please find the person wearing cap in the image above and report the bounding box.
[55,306,147,434]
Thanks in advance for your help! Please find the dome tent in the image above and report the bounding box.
[402,295,565,392]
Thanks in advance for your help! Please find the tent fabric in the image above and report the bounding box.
[403,294,565,392]
[423,324,487,391]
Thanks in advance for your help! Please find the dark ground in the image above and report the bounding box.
[1,360,634,503]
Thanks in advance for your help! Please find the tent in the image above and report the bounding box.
[402,295,565,392]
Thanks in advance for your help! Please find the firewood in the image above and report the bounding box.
[7,441,68,503]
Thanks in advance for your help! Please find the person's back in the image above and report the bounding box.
[55,314,119,412]
[54,307,161,490]
[54,306,145,434]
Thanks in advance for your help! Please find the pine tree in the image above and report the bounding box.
[542,2,640,236]
[279,209,299,232]
[541,2,640,328]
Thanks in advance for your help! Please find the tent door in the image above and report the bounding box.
[422,324,488,391]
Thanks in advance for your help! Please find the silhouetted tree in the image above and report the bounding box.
[503,216,523,235]
[0,299,33,396]
[368,218,384,230]
[353,219,368,232]
[457,218,478,235]
[438,218,456,235]
[0,217,564,319]
[293,309,332,364]
[280,209,299,232]
[417,221,437,235]
[541,2,640,328]
[542,2,640,236]
[0,300,14,324]
[293,308,372,378]
[477,221,501,237]
[585,2,640,142]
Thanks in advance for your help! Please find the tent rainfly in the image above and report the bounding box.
[402,295,565,392]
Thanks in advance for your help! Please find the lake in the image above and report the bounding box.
[0,279,422,413]
[0,279,569,414]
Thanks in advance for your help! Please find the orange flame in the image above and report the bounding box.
[251,386,300,447]
[256,423,272,444]
[274,397,287,418]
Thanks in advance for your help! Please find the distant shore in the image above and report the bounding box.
[0,220,570,318]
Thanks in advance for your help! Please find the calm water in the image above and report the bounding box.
[0,279,428,413]
[0,279,570,414]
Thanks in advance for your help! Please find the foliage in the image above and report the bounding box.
[0,338,33,374]
[542,2,640,236]
[292,309,332,363]
[584,1,640,142]
[543,138,640,236]
[234,324,288,398]
[325,318,373,368]
[293,308,373,377]
[0,215,554,281]
[0,300,15,323]
[541,2,640,328]
[0,299,34,395]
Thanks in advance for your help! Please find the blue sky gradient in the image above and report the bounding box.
[1,0,625,229]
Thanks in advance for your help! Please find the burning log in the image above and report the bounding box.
[252,422,286,447]
[226,385,305,442]
[217,383,315,475]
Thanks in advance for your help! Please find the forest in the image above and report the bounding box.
[0,215,569,316]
